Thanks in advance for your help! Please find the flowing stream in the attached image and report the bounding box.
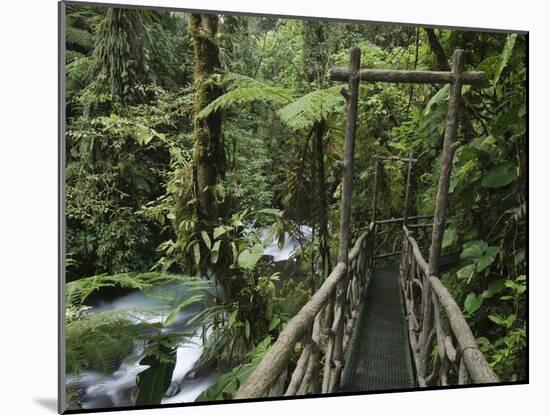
[67,225,311,409]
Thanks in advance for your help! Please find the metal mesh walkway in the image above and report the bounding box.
[341,264,415,392]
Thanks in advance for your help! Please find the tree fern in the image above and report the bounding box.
[66,271,211,377]
[66,272,193,308]
[66,310,195,376]
[198,75,347,132]
[276,85,345,130]
[66,310,139,374]
[197,73,293,119]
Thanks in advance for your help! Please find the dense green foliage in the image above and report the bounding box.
[64,4,526,409]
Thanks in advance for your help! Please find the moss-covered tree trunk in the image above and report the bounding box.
[188,15,269,351]
[190,13,225,226]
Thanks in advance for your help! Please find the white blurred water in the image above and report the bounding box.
[68,292,218,409]
[261,225,312,262]
[67,224,311,409]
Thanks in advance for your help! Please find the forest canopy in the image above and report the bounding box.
[63,4,526,411]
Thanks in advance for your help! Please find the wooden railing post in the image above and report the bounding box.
[428,49,465,277]
[403,152,413,226]
[323,47,361,393]
[337,46,361,264]
[371,158,379,263]
[371,158,379,224]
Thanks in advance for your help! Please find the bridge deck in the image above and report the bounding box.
[341,264,415,392]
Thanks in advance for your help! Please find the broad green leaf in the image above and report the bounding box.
[268,316,281,331]
[470,135,497,154]
[476,253,497,272]
[482,279,506,299]
[461,240,488,260]
[201,231,212,250]
[494,33,518,85]
[504,314,517,328]
[514,251,525,266]
[442,228,457,249]
[464,292,483,314]
[228,309,238,328]
[210,240,221,264]
[135,346,176,405]
[232,218,245,228]
[213,226,227,240]
[193,242,201,266]
[481,162,518,188]
[488,313,510,327]
[489,314,504,325]
[457,264,476,281]
[237,244,264,270]
[424,84,450,115]
[476,336,491,350]
[134,124,153,146]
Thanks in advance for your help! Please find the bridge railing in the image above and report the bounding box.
[373,215,433,261]
[235,223,375,399]
[400,225,499,386]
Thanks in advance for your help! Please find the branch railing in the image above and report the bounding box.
[235,47,496,400]
[400,225,499,386]
[235,223,375,399]
[373,215,433,261]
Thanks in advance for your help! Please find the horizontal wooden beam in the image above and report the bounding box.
[375,215,433,225]
[376,218,403,225]
[330,68,487,86]
[375,155,419,163]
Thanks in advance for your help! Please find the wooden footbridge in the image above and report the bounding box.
[235,48,499,399]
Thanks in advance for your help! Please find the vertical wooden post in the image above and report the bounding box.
[325,47,360,393]
[428,49,465,277]
[403,152,413,227]
[417,50,465,383]
[370,158,379,262]
[371,158,379,224]
[337,46,361,263]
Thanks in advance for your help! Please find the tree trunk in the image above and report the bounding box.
[424,28,450,71]
[190,13,225,226]
[424,28,476,142]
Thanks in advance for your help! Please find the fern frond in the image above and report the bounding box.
[66,310,138,375]
[66,26,94,50]
[66,272,202,308]
[276,85,345,130]
[197,75,293,119]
